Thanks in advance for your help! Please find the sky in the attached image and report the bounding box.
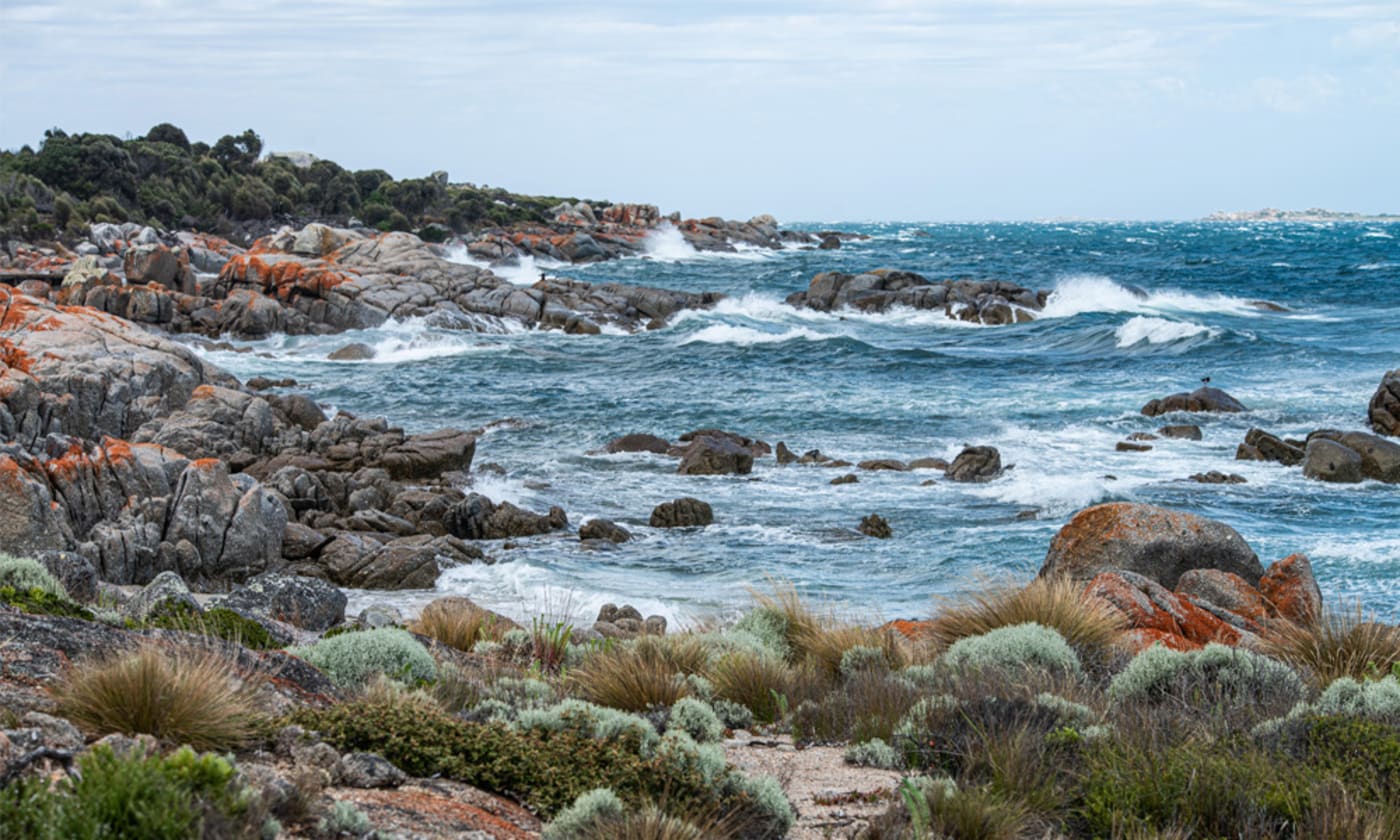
[1,0,1397,221]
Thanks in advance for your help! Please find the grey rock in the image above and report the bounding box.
[1338,431,1400,482]
[33,551,98,602]
[122,571,200,622]
[858,514,892,539]
[1236,428,1304,466]
[212,572,347,632]
[1369,369,1400,437]
[358,604,403,628]
[1158,425,1203,441]
[328,342,375,361]
[337,752,407,789]
[1302,438,1364,483]
[775,442,799,465]
[579,518,632,543]
[1141,386,1247,417]
[20,712,84,751]
[677,435,754,476]
[604,433,671,454]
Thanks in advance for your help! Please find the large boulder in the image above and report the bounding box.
[604,433,670,454]
[1336,431,1400,483]
[1235,428,1304,466]
[1301,438,1364,483]
[1039,503,1262,589]
[212,572,347,632]
[442,494,567,540]
[1141,386,1247,417]
[1369,369,1400,437]
[1258,554,1322,625]
[318,533,474,590]
[1083,570,1244,652]
[163,458,288,587]
[944,446,1002,483]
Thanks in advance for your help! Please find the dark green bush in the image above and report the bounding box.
[0,744,263,840]
[145,603,274,650]
[0,585,93,620]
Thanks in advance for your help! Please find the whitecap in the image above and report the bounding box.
[1041,274,1260,319]
[641,224,700,261]
[441,242,567,286]
[1358,262,1397,271]
[679,324,832,346]
[1360,231,1393,239]
[1114,316,1217,348]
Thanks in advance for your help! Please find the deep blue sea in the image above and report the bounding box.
[196,221,1400,625]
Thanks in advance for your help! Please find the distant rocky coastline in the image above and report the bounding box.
[1205,207,1398,223]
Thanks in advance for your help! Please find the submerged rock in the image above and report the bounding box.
[1141,386,1247,417]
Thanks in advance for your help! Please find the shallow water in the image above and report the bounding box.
[194,221,1400,625]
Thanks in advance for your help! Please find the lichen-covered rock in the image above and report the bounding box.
[337,752,407,789]
[1084,570,1243,652]
[213,572,347,632]
[121,570,200,622]
[1174,569,1276,627]
[1258,553,1322,625]
[1040,502,1262,589]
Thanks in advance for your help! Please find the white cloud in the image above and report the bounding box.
[1249,74,1340,112]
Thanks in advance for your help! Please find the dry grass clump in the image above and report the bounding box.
[409,598,510,652]
[630,633,714,676]
[570,644,689,712]
[1260,604,1400,687]
[750,582,908,677]
[52,641,264,751]
[706,650,792,724]
[927,575,1127,664]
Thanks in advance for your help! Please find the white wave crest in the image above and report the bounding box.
[1041,274,1260,319]
[442,242,566,286]
[642,224,701,261]
[1114,316,1217,348]
[680,324,831,346]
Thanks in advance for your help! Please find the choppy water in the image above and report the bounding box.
[194,221,1400,625]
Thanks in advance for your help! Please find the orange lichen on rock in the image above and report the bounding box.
[886,619,935,640]
[1258,553,1323,625]
[43,442,93,483]
[1121,628,1203,653]
[0,338,34,374]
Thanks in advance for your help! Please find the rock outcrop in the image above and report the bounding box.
[649,497,714,528]
[785,269,1047,325]
[1039,502,1262,589]
[944,446,1003,483]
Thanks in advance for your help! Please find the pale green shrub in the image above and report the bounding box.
[656,729,729,787]
[898,664,940,689]
[1307,674,1400,718]
[317,800,370,836]
[730,773,795,838]
[839,645,890,681]
[515,699,660,755]
[733,607,792,658]
[711,698,754,730]
[684,674,714,701]
[941,622,1082,678]
[1035,692,1097,727]
[0,554,66,598]
[1108,642,1304,709]
[668,697,723,743]
[291,627,436,688]
[541,787,624,840]
[845,737,902,769]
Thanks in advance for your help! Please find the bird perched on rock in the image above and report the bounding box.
[1201,376,1211,385]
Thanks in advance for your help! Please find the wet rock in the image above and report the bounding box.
[677,434,754,476]
[1336,431,1400,482]
[1190,471,1247,484]
[246,376,296,391]
[579,518,631,543]
[1126,432,1159,442]
[818,235,842,250]
[649,497,713,528]
[212,572,347,632]
[1301,438,1363,483]
[830,473,858,485]
[785,268,1045,324]
[1369,369,1400,437]
[338,752,407,789]
[328,342,375,361]
[1116,441,1152,452]
[858,514,892,539]
[377,428,476,480]
[1236,428,1304,466]
[604,433,670,454]
[319,533,461,590]
[907,457,949,470]
[775,442,799,465]
[944,446,1002,483]
[1159,425,1203,440]
[857,459,908,472]
[1141,386,1247,417]
[1040,502,1262,589]
[1258,554,1322,625]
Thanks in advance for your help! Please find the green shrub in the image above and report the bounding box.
[1301,715,1400,803]
[0,584,93,620]
[1309,675,1400,719]
[941,622,1082,678]
[146,604,274,650]
[291,626,436,688]
[840,645,891,682]
[292,697,787,834]
[710,699,754,731]
[0,554,66,599]
[668,697,723,744]
[316,800,370,836]
[515,699,660,756]
[542,788,625,840]
[845,738,902,769]
[732,606,793,659]
[727,773,794,838]
[1108,643,1304,713]
[0,744,262,840]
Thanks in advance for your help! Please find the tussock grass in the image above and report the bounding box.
[706,650,791,724]
[52,641,264,751]
[409,598,509,652]
[571,644,689,712]
[750,581,907,678]
[928,575,1127,665]
[631,634,714,676]
[1260,604,1400,687]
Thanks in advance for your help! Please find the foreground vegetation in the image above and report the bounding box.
[0,123,588,242]
[4,553,1400,838]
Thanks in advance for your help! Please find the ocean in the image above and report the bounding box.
[193,220,1400,626]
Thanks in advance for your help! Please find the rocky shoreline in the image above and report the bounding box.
[2,214,1400,837]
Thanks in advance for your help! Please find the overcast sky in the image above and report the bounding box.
[1,1,1396,221]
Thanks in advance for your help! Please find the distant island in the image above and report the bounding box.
[1206,208,1398,222]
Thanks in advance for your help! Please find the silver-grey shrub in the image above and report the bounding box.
[1108,642,1304,710]
[668,697,724,743]
[541,788,624,840]
[941,622,1082,678]
[0,554,67,599]
[291,627,436,688]
[844,737,902,769]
